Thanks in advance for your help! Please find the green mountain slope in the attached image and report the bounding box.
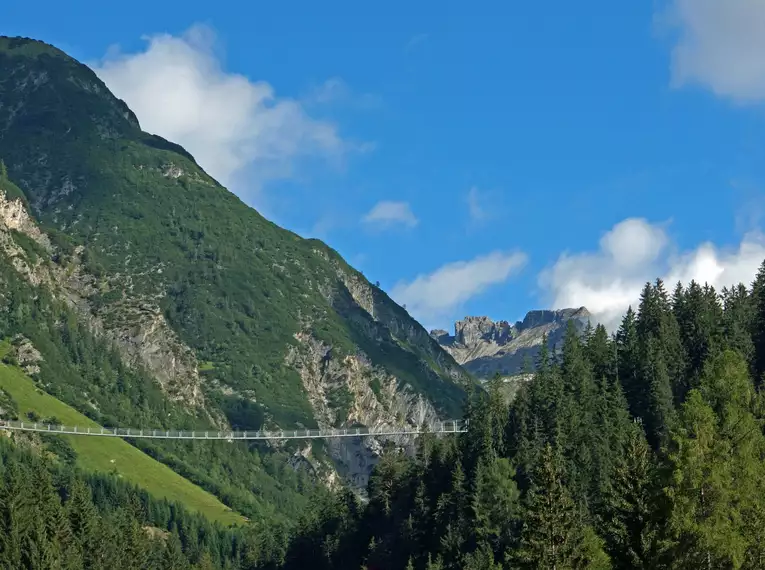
[0,189,318,523]
[0,35,472,518]
[0,347,243,526]
[0,36,468,426]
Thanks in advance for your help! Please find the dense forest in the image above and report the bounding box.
[2,263,765,568]
[269,265,765,570]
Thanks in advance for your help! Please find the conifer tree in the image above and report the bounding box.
[471,456,520,554]
[163,533,190,570]
[720,284,755,367]
[515,444,587,569]
[752,261,765,384]
[66,478,99,559]
[601,423,664,569]
[664,350,765,570]
[674,281,723,396]
[585,324,617,388]
[0,460,35,569]
[616,307,642,418]
[642,336,676,447]
[461,542,503,570]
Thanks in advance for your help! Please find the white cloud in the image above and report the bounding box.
[539,217,765,330]
[391,251,528,325]
[362,201,419,229]
[467,186,487,223]
[92,25,353,193]
[664,0,765,102]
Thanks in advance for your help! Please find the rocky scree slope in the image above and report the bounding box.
[431,307,592,379]
[0,36,471,491]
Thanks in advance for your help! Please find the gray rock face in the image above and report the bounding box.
[432,308,592,379]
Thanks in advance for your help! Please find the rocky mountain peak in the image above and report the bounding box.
[431,307,593,379]
[519,307,590,330]
[452,316,512,347]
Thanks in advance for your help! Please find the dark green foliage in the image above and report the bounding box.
[600,423,665,569]
[752,261,765,384]
[0,233,315,522]
[258,266,765,570]
[3,265,765,568]
[0,37,468,432]
[0,34,473,534]
[0,434,298,570]
[515,444,591,569]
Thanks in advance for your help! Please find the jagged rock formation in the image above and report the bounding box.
[432,308,592,379]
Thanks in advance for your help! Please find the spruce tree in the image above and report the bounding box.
[601,423,664,569]
[616,307,642,419]
[163,533,190,570]
[664,352,765,570]
[0,460,35,569]
[674,281,723,396]
[642,336,676,448]
[66,478,102,568]
[515,444,587,569]
[752,261,765,384]
[471,456,520,554]
[720,284,755,367]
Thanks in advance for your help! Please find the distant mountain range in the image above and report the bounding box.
[431,307,592,379]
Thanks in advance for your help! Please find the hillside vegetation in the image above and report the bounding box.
[258,267,765,570]
[0,346,243,526]
[0,33,472,527]
[0,35,468,430]
[2,257,765,569]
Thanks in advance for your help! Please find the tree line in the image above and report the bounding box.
[1,262,765,568]
[266,262,765,569]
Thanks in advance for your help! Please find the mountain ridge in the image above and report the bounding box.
[0,35,472,508]
[431,307,592,378]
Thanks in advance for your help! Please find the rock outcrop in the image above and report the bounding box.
[433,308,592,379]
[0,189,209,411]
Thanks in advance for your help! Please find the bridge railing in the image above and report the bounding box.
[0,419,467,440]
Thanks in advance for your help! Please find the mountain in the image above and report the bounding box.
[0,35,471,514]
[431,307,592,379]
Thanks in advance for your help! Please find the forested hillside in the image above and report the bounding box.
[5,262,762,568]
[0,34,470,507]
[0,33,475,529]
[255,268,765,569]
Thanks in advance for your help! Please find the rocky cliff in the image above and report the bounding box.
[432,308,592,379]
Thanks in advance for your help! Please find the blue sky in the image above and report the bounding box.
[6,0,765,331]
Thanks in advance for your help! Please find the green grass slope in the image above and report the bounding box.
[0,357,244,526]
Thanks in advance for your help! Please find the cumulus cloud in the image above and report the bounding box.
[362,201,419,229]
[664,0,765,102]
[92,25,353,192]
[391,251,528,325]
[539,217,765,330]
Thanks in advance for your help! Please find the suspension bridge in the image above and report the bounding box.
[0,419,467,441]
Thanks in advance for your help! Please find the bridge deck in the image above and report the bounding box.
[0,419,467,440]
